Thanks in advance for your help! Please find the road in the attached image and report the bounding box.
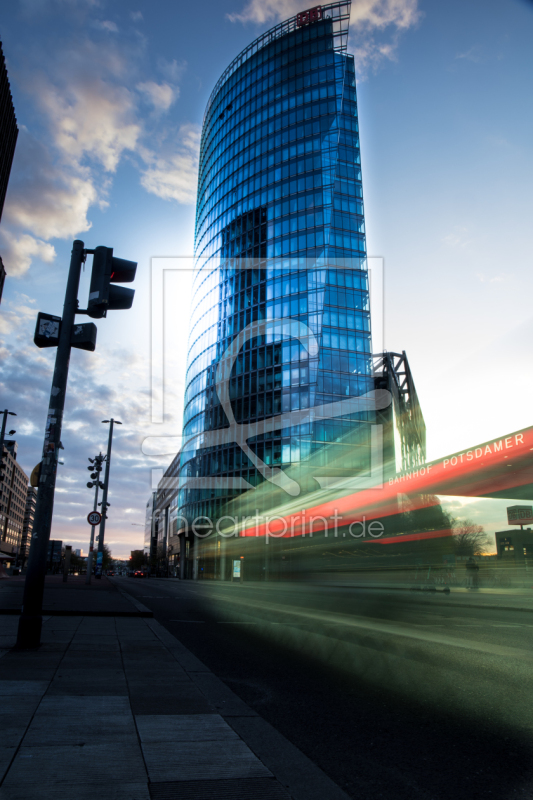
[115,578,533,799]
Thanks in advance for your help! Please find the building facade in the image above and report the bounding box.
[20,485,37,568]
[178,2,375,532]
[0,40,19,304]
[0,441,29,557]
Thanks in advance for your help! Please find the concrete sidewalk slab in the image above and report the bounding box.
[0,588,351,800]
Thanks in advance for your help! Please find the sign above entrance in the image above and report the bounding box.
[297,6,322,27]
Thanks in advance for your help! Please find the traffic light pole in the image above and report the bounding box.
[17,240,85,649]
[95,420,114,578]
[85,472,101,585]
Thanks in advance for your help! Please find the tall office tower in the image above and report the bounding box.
[0,40,19,303]
[178,2,373,528]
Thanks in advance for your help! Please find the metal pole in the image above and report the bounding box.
[0,410,8,457]
[85,473,100,584]
[95,420,114,578]
[17,240,85,649]
[62,545,72,583]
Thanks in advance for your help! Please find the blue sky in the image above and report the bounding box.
[0,0,532,556]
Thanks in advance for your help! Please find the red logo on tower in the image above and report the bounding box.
[297,6,323,27]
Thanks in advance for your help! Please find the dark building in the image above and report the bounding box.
[0,40,19,303]
[178,1,374,529]
[46,539,62,570]
[0,41,18,223]
[0,440,29,558]
[495,529,533,560]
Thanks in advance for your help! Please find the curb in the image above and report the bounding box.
[117,582,352,800]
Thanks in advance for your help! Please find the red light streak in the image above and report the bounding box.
[240,426,533,539]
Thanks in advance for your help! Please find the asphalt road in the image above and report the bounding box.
[115,578,533,799]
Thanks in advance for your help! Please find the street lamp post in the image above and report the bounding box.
[85,453,105,584]
[95,419,121,578]
[0,409,17,456]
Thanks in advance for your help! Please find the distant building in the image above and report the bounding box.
[75,548,82,557]
[495,529,533,560]
[0,40,19,303]
[144,491,157,564]
[0,440,29,558]
[20,485,37,567]
[47,540,62,570]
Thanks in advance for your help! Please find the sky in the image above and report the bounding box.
[0,0,532,557]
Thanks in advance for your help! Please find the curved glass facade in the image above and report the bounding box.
[179,1,374,524]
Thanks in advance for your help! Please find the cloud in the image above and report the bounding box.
[456,45,483,64]
[130,11,143,22]
[34,74,141,173]
[139,123,201,204]
[4,31,191,275]
[228,0,421,74]
[227,0,299,24]
[157,58,187,83]
[0,306,168,557]
[137,81,178,111]
[93,19,118,33]
[442,227,472,249]
[351,0,419,30]
[3,130,98,243]
[0,232,56,278]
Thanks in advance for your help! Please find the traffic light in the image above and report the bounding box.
[87,246,137,319]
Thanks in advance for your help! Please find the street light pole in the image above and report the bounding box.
[86,457,103,585]
[0,409,17,456]
[17,240,85,649]
[95,418,121,578]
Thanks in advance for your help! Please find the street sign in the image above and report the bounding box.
[87,511,102,526]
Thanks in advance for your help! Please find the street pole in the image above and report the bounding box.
[86,470,101,584]
[0,408,16,481]
[96,418,120,578]
[17,240,85,649]
[62,545,72,583]
[0,410,9,455]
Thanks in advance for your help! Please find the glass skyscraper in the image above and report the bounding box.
[178,1,374,530]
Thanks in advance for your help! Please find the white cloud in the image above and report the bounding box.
[139,123,200,204]
[442,227,472,249]
[3,130,97,240]
[456,45,483,64]
[0,232,56,277]
[351,0,419,30]
[227,0,299,24]
[157,58,187,83]
[93,20,118,33]
[137,81,178,111]
[228,0,421,74]
[4,33,191,275]
[130,11,143,22]
[35,76,141,173]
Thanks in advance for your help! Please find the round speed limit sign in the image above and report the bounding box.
[87,511,102,526]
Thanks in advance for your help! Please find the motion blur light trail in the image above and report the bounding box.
[237,425,533,539]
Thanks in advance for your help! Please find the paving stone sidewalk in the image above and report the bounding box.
[0,582,350,800]
[0,575,147,615]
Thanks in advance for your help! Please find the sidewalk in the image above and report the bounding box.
[0,578,350,800]
[0,575,151,615]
